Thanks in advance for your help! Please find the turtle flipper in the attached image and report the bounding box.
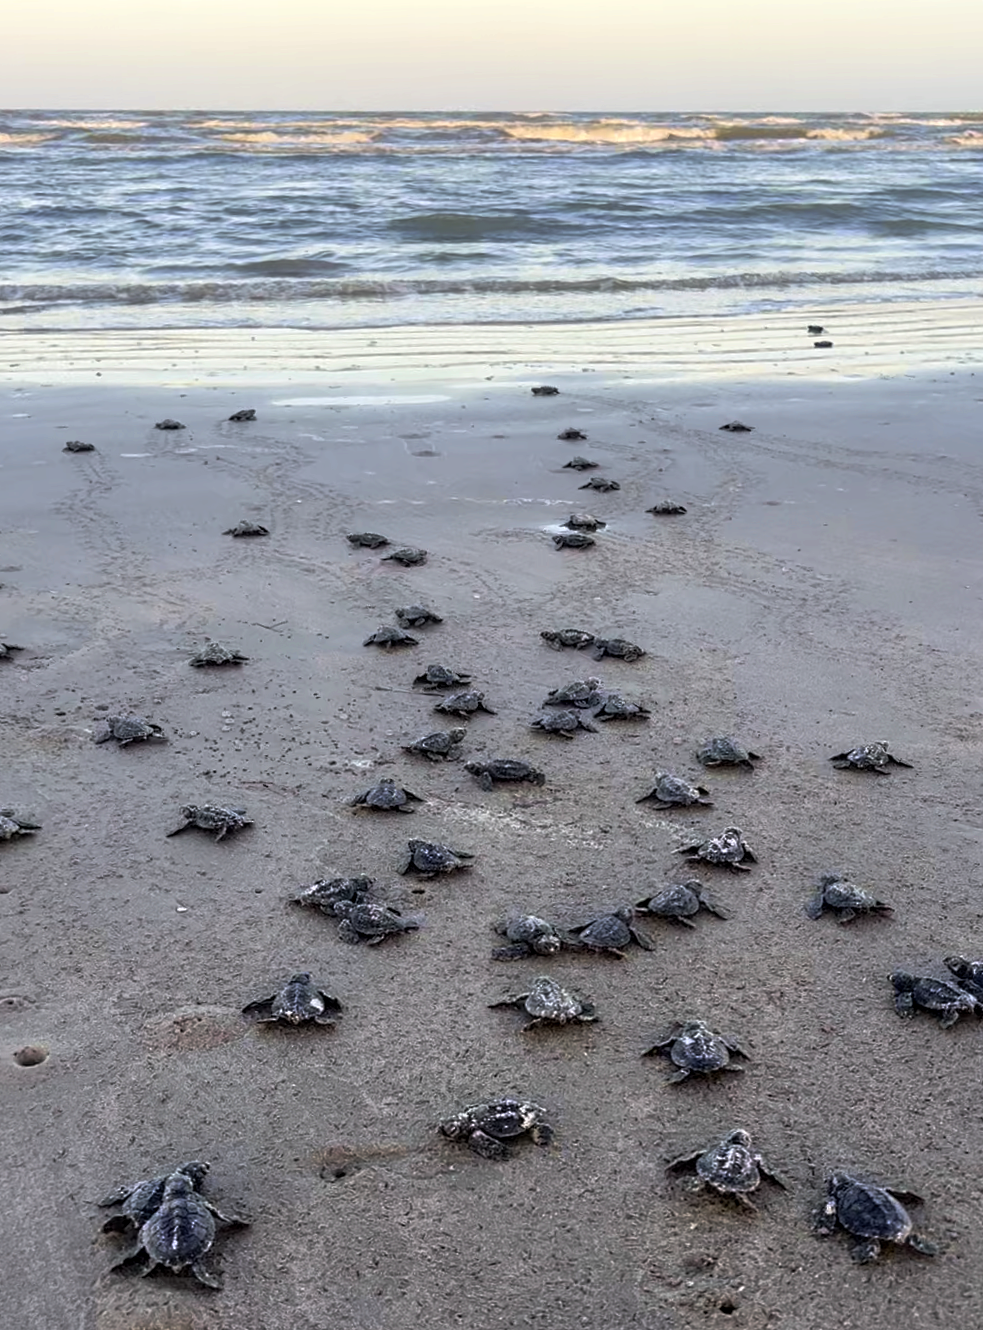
[887,755,914,769]
[241,998,276,1022]
[101,1214,133,1234]
[337,920,362,944]
[98,1184,133,1207]
[191,1261,223,1289]
[530,1122,554,1148]
[906,1233,938,1257]
[835,908,857,924]
[467,1130,508,1159]
[804,892,825,920]
[629,926,656,951]
[849,1237,881,1263]
[491,943,533,961]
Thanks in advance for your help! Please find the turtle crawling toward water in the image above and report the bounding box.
[0,642,23,660]
[293,875,373,912]
[944,955,983,1002]
[579,476,620,492]
[93,715,167,747]
[540,628,595,652]
[413,663,472,691]
[830,741,912,773]
[364,625,419,649]
[99,1161,210,1234]
[891,971,980,1027]
[814,1173,937,1263]
[347,531,390,548]
[593,692,651,721]
[154,418,186,430]
[227,408,255,421]
[242,973,342,1026]
[558,428,587,440]
[440,1099,554,1158]
[562,513,606,531]
[531,385,559,396]
[492,914,565,960]
[0,809,41,841]
[644,1019,749,1082]
[543,678,603,708]
[697,737,761,769]
[668,1129,786,1209]
[349,778,423,813]
[676,827,756,871]
[562,456,598,471]
[806,874,893,924]
[637,771,712,810]
[565,906,655,958]
[465,759,545,791]
[645,500,687,515]
[719,421,753,433]
[434,689,496,717]
[530,708,597,738]
[553,531,595,549]
[591,637,644,662]
[166,805,252,841]
[223,521,268,537]
[399,839,474,876]
[189,642,248,667]
[382,546,428,566]
[332,899,421,945]
[490,975,597,1031]
[402,727,467,761]
[635,880,729,927]
[395,604,443,629]
[63,439,96,452]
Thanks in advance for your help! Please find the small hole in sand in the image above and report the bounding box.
[13,1045,47,1066]
[718,1298,738,1315]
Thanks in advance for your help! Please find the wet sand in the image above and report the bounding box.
[3,306,983,1329]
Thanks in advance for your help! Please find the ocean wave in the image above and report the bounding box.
[0,132,56,147]
[217,130,376,147]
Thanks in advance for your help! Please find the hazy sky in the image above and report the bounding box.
[3,0,980,110]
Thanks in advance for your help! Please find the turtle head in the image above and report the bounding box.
[177,1161,210,1188]
[449,728,467,743]
[723,1129,752,1149]
[438,1111,469,1141]
[332,900,355,920]
[163,1172,195,1200]
[890,970,916,991]
[826,1172,855,1197]
[612,904,635,923]
[287,972,312,985]
[944,955,969,977]
[463,762,482,776]
[180,804,200,820]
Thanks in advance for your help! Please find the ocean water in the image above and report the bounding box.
[1,110,981,331]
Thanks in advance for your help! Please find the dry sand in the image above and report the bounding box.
[3,302,983,1329]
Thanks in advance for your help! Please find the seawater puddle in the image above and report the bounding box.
[272,395,451,406]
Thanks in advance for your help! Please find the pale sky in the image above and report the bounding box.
[3,0,980,110]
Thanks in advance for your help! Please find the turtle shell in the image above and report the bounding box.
[830,1176,911,1241]
[697,1131,759,1194]
[139,1175,215,1266]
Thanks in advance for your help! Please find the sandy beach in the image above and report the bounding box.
[3,302,983,1330]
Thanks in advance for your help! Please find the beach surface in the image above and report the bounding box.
[3,303,983,1330]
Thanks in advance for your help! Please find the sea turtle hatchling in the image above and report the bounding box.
[413,663,472,691]
[591,637,644,662]
[635,880,729,927]
[465,759,546,791]
[696,737,761,769]
[241,973,343,1026]
[668,1129,786,1209]
[944,955,983,1002]
[0,809,41,841]
[814,1173,938,1263]
[395,604,443,629]
[222,521,269,537]
[637,771,712,809]
[578,476,620,492]
[63,439,96,452]
[399,839,474,876]
[806,874,893,924]
[434,689,496,717]
[189,642,248,667]
[227,408,255,421]
[99,1161,210,1234]
[542,677,603,708]
[293,875,374,912]
[154,418,185,430]
[719,421,753,432]
[382,546,428,566]
[562,513,606,532]
[110,1170,248,1290]
[562,456,598,471]
[490,975,598,1031]
[645,501,687,515]
[593,692,651,721]
[829,741,913,773]
[564,906,655,958]
[166,805,252,841]
[492,914,565,960]
[676,827,756,872]
[643,1019,750,1082]
[364,625,419,649]
[540,629,595,652]
[347,531,390,548]
[530,709,597,739]
[552,532,595,550]
[0,642,23,659]
[439,1099,554,1158]
[531,385,559,396]
[349,778,423,813]
[402,727,467,761]
[890,971,981,1027]
[331,899,421,945]
[92,715,167,747]
[557,428,587,440]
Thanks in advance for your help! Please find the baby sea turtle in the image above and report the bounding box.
[399,839,474,876]
[63,439,95,452]
[891,971,980,1027]
[189,642,248,667]
[814,1173,937,1263]
[530,709,597,738]
[154,418,185,430]
[806,873,893,924]
[540,628,595,652]
[492,914,565,960]
[696,736,760,769]
[413,663,472,690]
[668,1129,786,1209]
[591,637,644,662]
[552,532,595,550]
[395,604,443,628]
[241,973,342,1026]
[434,689,496,717]
[531,385,559,396]
[562,456,598,470]
[110,1170,248,1290]
[557,428,587,440]
[565,906,655,958]
[490,975,597,1031]
[676,827,756,872]
[99,1161,210,1234]
[944,955,983,1001]
[293,875,374,912]
[808,325,825,335]
[815,340,834,348]
[645,501,687,515]
[719,421,753,432]
[364,625,419,649]
[829,741,912,773]
[347,531,390,548]
[166,805,252,841]
[93,715,167,747]
[562,513,606,531]
[332,899,421,945]
[0,809,41,841]
[579,477,620,492]
[594,692,651,721]
[465,759,546,791]
[223,521,269,537]
[644,1019,749,1082]
[402,727,467,761]
[382,546,428,566]
[439,1099,554,1158]
[637,771,712,810]
[543,678,603,708]
[349,778,422,813]
[228,409,255,421]
[0,641,23,659]
[635,880,729,927]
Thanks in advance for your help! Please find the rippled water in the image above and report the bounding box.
[1,110,981,329]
